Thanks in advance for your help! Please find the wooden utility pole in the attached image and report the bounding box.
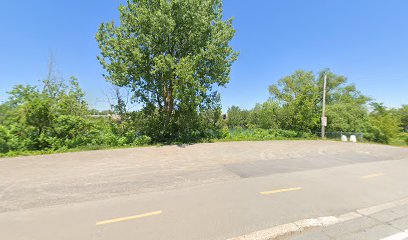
[321,73,327,139]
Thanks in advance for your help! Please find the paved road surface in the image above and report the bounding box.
[291,203,408,240]
[0,140,407,239]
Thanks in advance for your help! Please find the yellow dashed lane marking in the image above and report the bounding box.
[361,173,385,179]
[96,210,162,225]
[260,187,302,195]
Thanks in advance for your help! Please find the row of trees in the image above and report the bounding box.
[0,75,153,154]
[226,70,408,144]
[1,68,407,155]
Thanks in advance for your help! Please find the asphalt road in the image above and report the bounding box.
[291,202,408,240]
[0,140,407,240]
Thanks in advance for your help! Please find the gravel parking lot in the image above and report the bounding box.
[1,140,406,213]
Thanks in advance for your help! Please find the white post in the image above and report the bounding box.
[321,74,327,139]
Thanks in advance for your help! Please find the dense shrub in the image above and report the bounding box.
[225,128,314,141]
[132,135,152,146]
[51,115,102,149]
[0,126,10,153]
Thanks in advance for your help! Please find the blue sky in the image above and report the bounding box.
[1,0,407,111]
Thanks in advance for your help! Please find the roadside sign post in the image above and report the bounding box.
[321,116,327,127]
[321,73,327,139]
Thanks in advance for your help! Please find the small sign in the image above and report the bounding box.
[321,117,327,126]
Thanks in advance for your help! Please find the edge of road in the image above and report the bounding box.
[227,196,408,240]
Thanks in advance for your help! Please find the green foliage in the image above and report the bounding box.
[388,132,408,146]
[133,135,152,146]
[224,69,407,146]
[96,0,238,142]
[404,133,408,145]
[0,76,105,154]
[363,103,402,144]
[0,126,10,153]
[224,128,314,141]
[226,106,250,128]
[268,70,320,132]
[51,115,101,149]
[326,103,368,132]
[316,70,370,105]
[1,62,407,157]
[396,105,408,132]
[250,101,280,129]
[321,70,371,133]
[24,94,54,135]
[57,77,89,116]
[226,69,372,136]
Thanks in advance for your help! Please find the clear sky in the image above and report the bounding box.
[1,0,407,111]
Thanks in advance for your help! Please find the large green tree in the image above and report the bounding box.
[397,105,408,132]
[268,70,320,132]
[316,70,371,132]
[96,0,238,141]
[266,69,371,134]
[249,101,280,129]
[364,103,401,144]
[226,106,250,128]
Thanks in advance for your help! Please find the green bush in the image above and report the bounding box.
[387,133,408,146]
[363,124,389,144]
[0,126,10,153]
[52,115,102,149]
[7,124,39,151]
[224,128,313,141]
[132,135,152,146]
[117,136,128,146]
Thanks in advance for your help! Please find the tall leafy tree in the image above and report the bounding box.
[96,0,238,141]
[226,106,250,128]
[397,105,408,132]
[365,103,401,143]
[57,76,88,116]
[250,101,280,129]
[316,70,371,132]
[268,70,320,132]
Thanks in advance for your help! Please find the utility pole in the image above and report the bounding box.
[321,73,327,139]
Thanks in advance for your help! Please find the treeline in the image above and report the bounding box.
[0,69,407,156]
[0,76,153,155]
[0,73,226,155]
[225,70,408,145]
